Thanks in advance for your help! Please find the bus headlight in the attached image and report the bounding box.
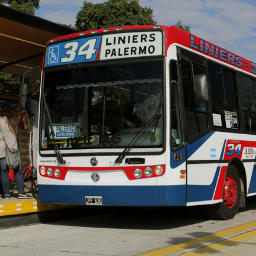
[144,167,153,177]
[54,168,61,178]
[154,166,164,176]
[47,167,53,176]
[40,166,46,175]
[134,168,142,178]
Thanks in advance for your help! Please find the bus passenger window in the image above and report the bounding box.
[239,75,256,133]
[208,62,239,130]
[170,61,183,149]
[208,62,237,107]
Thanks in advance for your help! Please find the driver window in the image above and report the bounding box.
[181,62,209,141]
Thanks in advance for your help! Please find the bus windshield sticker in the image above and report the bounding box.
[224,110,238,129]
[49,124,80,139]
[213,113,222,127]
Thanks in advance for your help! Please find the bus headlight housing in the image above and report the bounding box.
[134,168,142,178]
[144,167,153,177]
[40,166,46,175]
[47,167,53,176]
[154,165,164,176]
[54,168,61,178]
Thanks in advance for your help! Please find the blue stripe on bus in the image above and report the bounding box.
[38,184,186,206]
[248,165,256,194]
[170,146,186,168]
[219,139,227,160]
[186,131,215,160]
[187,166,220,203]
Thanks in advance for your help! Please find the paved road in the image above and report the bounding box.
[1,197,256,256]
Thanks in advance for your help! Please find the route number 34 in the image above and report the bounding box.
[61,39,97,63]
[226,144,242,156]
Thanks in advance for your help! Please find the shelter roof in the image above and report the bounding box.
[0,5,76,79]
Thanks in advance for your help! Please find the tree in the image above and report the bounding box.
[76,0,156,31]
[174,20,190,33]
[0,72,40,95]
[0,0,40,15]
[1,0,39,9]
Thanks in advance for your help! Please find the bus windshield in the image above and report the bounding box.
[40,60,163,151]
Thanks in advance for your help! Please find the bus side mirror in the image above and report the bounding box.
[19,83,27,110]
[194,74,208,103]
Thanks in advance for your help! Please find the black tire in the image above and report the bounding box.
[208,165,241,220]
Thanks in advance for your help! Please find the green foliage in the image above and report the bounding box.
[0,72,40,96]
[9,0,35,15]
[1,0,39,9]
[76,0,156,31]
[174,20,191,33]
[1,0,40,15]
[57,22,76,30]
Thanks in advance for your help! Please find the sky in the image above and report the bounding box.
[35,0,256,62]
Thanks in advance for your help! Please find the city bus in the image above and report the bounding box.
[22,25,256,220]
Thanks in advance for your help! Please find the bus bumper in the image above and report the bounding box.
[38,184,186,206]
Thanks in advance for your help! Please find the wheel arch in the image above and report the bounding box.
[229,157,247,196]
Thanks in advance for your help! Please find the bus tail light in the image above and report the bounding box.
[154,166,164,175]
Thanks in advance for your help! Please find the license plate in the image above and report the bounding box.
[85,196,103,205]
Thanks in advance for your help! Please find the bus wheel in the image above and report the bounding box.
[208,165,241,220]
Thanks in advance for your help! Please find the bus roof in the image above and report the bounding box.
[46,25,256,76]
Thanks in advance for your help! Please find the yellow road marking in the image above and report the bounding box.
[0,200,76,217]
[183,229,256,255]
[140,221,256,256]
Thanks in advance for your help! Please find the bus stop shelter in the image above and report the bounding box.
[0,6,78,222]
[0,5,76,80]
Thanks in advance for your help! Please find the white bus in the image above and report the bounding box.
[21,25,256,219]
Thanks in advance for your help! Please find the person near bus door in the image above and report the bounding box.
[0,102,32,199]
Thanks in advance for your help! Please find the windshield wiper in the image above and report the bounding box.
[42,93,66,165]
[114,93,163,166]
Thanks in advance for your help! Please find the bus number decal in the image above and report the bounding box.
[46,36,102,67]
[226,143,241,156]
[61,39,97,63]
[78,39,97,59]
[61,42,79,63]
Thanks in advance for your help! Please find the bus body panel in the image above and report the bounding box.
[38,184,186,206]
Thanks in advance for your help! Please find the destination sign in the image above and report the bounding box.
[45,31,163,67]
[100,32,163,60]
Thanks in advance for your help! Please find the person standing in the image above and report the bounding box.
[0,102,31,199]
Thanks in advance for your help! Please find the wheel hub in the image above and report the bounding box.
[224,174,238,208]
